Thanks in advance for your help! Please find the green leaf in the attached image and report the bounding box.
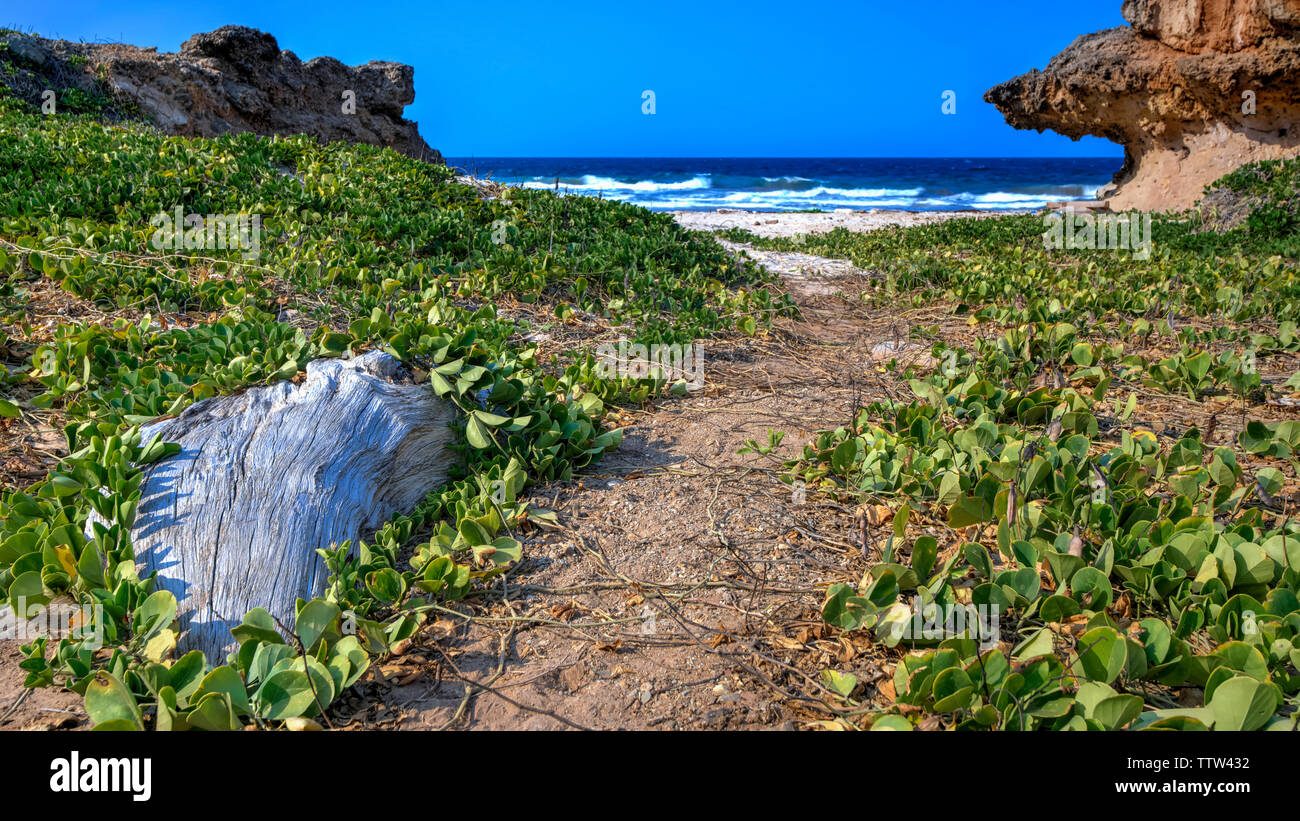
[1069,566,1113,611]
[911,536,938,579]
[864,570,899,607]
[1091,694,1143,730]
[364,568,406,604]
[188,691,241,731]
[1208,675,1277,731]
[1070,342,1093,366]
[458,518,491,547]
[935,471,961,505]
[1013,628,1054,662]
[964,542,993,579]
[327,635,370,689]
[1039,594,1080,623]
[820,669,858,699]
[168,650,208,702]
[90,718,145,731]
[1261,533,1300,571]
[49,474,84,497]
[887,507,911,558]
[1074,626,1127,684]
[473,410,511,426]
[231,607,285,647]
[132,589,177,641]
[295,598,341,653]
[1185,350,1212,381]
[76,543,106,587]
[193,665,252,716]
[830,439,858,473]
[256,669,317,720]
[475,536,522,567]
[931,666,974,712]
[870,714,912,731]
[948,495,990,528]
[466,415,492,449]
[822,583,874,631]
[8,570,49,610]
[292,655,337,715]
[84,671,143,729]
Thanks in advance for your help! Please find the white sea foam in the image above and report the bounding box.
[519,174,712,192]
[503,176,1099,212]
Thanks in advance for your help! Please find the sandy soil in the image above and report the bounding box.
[670,208,1036,238]
[0,640,86,730]
[330,237,906,730]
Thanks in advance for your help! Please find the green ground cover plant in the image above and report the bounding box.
[0,97,794,729]
[734,163,1300,730]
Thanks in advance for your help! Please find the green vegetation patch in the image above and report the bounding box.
[735,165,1300,730]
[0,97,793,729]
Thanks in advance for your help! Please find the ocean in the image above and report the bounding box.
[443,157,1122,212]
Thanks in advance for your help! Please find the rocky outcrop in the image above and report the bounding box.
[985,0,1300,211]
[0,26,441,162]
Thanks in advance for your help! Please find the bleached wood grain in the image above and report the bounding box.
[130,351,457,661]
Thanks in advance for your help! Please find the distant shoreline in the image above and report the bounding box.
[670,207,1045,237]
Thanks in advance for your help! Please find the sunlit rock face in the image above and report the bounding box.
[0,26,441,163]
[985,0,1300,211]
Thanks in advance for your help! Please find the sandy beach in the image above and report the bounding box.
[670,207,1038,237]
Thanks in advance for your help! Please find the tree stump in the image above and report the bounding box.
[129,351,458,661]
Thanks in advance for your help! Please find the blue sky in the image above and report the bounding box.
[12,1,1126,157]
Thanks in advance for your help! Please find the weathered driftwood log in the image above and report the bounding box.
[130,351,457,661]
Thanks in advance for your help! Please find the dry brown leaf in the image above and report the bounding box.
[862,504,892,527]
[796,623,826,644]
[559,664,586,692]
[427,618,458,639]
[1112,592,1133,620]
[837,637,856,664]
[873,675,894,701]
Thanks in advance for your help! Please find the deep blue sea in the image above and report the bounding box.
[444,157,1122,212]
